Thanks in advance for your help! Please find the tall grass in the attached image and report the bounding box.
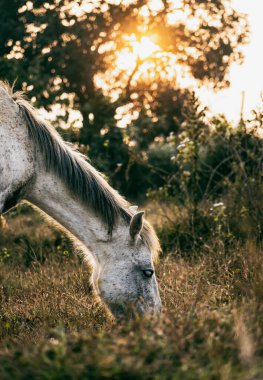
[0,206,263,379]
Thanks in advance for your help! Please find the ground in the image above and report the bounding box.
[0,204,263,379]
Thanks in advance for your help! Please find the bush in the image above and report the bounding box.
[147,94,263,253]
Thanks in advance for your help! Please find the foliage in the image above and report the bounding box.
[0,0,248,99]
[146,96,263,252]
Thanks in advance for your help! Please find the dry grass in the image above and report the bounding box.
[0,205,263,379]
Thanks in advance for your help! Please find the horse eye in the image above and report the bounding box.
[142,269,154,278]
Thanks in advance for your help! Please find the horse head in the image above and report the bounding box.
[92,211,162,318]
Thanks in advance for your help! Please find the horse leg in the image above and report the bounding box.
[0,182,30,214]
[0,184,11,214]
[0,164,34,213]
[0,138,34,214]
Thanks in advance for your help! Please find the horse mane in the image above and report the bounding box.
[0,81,160,260]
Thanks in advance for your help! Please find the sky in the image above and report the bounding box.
[198,0,263,123]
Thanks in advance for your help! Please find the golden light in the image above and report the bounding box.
[116,35,160,72]
[132,36,160,60]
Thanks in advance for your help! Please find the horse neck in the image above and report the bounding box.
[26,167,122,262]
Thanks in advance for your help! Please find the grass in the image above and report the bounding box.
[0,205,263,379]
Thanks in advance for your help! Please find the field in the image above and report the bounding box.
[0,205,263,380]
[0,0,262,378]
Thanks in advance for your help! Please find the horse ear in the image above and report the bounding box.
[129,211,144,240]
[129,205,138,214]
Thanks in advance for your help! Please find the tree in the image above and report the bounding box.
[0,0,248,112]
[0,0,249,193]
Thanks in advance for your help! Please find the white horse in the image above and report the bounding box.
[0,82,162,318]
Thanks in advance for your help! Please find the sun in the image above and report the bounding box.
[132,36,160,60]
[116,35,160,72]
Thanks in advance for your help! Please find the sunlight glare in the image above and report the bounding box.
[132,36,160,60]
[116,35,160,73]
[148,0,164,12]
[116,51,137,71]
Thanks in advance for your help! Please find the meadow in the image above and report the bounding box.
[0,1,262,378]
[0,204,262,380]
